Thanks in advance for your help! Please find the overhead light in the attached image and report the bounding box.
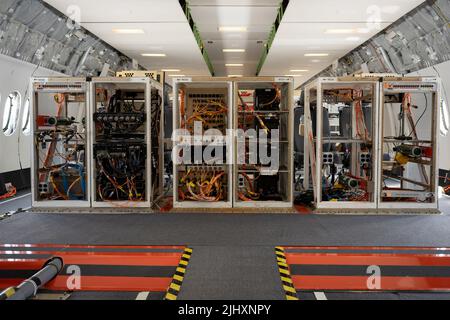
[112,29,145,34]
[168,74,185,77]
[223,49,246,53]
[311,59,321,63]
[325,28,369,34]
[225,63,244,67]
[228,75,243,78]
[219,26,247,32]
[346,36,361,42]
[304,53,329,57]
[142,53,166,57]
[285,75,303,77]
[290,69,309,72]
[162,69,181,72]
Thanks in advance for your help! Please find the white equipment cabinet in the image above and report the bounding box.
[303,77,380,211]
[233,77,294,208]
[89,77,152,208]
[304,76,441,213]
[31,77,91,208]
[378,77,440,211]
[172,77,234,209]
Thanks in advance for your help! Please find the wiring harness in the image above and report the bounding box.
[35,93,87,201]
[236,86,283,201]
[95,145,146,201]
[178,169,226,202]
[319,88,373,202]
[94,88,147,202]
[177,89,229,203]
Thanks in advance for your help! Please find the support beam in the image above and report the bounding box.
[256,0,290,76]
[179,0,215,76]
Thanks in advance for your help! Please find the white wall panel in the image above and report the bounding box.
[0,54,63,174]
[408,60,450,170]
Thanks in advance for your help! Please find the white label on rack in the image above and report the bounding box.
[422,77,438,83]
[33,78,49,83]
[173,77,192,83]
[259,169,278,176]
[322,77,338,82]
[275,77,293,83]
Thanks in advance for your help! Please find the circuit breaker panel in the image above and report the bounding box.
[173,78,233,208]
[234,78,294,208]
[90,78,151,207]
[303,78,379,210]
[379,78,440,210]
[31,78,90,207]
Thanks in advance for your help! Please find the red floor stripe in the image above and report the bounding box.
[0,276,172,292]
[0,244,188,293]
[285,253,450,266]
[0,248,184,267]
[292,275,450,291]
[0,279,21,288]
[0,250,183,257]
[0,244,185,250]
[48,276,173,292]
[283,246,450,292]
[0,260,47,270]
[283,246,450,251]
[56,253,182,266]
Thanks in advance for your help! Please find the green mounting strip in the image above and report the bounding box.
[256,0,290,76]
[179,0,215,76]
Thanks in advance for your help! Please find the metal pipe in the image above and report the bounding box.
[383,174,431,189]
[1,257,63,300]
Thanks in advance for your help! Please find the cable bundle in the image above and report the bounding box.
[178,169,225,202]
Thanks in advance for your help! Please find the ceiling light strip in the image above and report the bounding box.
[179,0,215,76]
[256,0,290,76]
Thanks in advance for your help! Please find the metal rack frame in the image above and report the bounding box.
[89,77,152,208]
[172,77,234,209]
[149,77,166,207]
[233,77,294,208]
[303,77,381,210]
[378,77,441,210]
[31,77,91,208]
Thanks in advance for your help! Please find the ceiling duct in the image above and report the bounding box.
[301,0,450,88]
[0,0,137,76]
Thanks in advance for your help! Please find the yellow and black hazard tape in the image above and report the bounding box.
[165,247,193,300]
[275,247,299,300]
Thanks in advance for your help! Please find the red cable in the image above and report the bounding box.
[0,186,17,201]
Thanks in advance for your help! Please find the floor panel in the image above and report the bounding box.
[278,246,450,300]
[0,244,192,300]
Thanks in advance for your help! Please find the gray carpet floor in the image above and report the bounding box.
[0,190,31,213]
[2,194,450,300]
[2,211,450,246]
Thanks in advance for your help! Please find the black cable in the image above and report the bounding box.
[21,101,30,133]
[408,93,428,137]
